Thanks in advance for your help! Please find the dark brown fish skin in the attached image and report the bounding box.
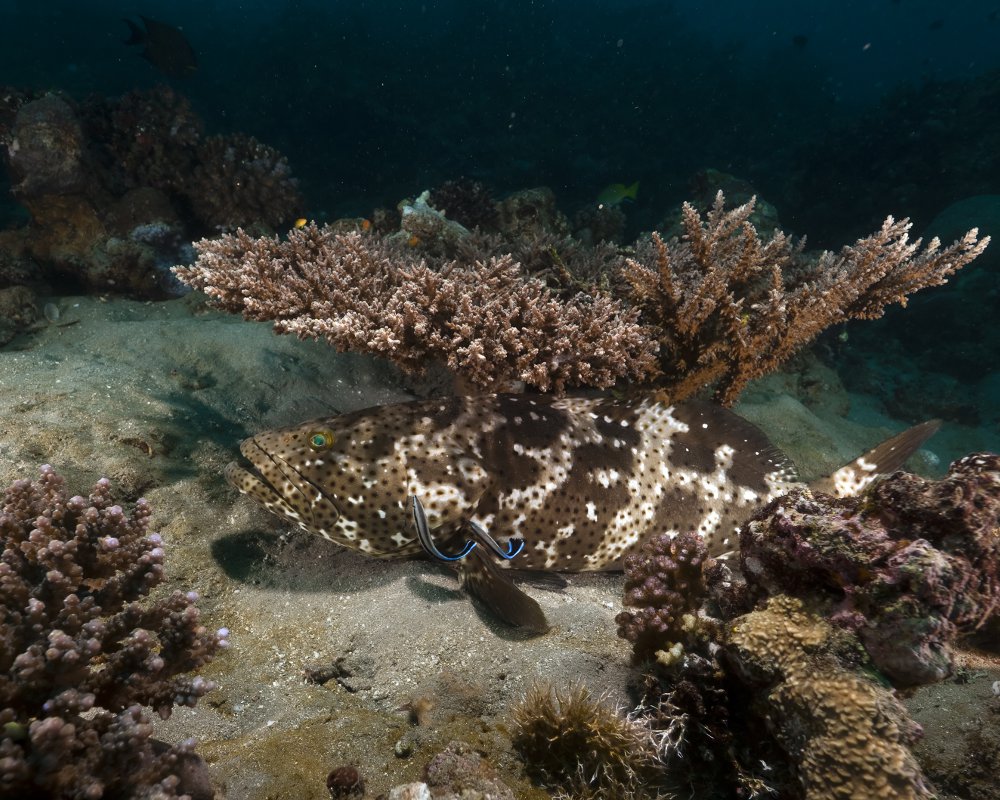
[225,393,801,570]
[123,16,198,78]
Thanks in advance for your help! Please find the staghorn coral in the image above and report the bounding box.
[174,185,989,403]
[739,452,1000,685]
[453,228,622,299]
[622,191,989,405]
[511,682,664,800]
[0,465,226,799]
[174,224,660,394]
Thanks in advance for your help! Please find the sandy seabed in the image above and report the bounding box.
[1,295,996,799]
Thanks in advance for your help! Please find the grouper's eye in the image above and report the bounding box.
[308,429,335,451]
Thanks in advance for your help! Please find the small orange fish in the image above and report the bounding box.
[293,218,308,229]
[361,219,372,232]
[407,234,421,247]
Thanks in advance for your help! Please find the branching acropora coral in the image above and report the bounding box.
[622,192,989,404]
[175,224,660,393]
[174,190,987,402]
[0,465,227,799]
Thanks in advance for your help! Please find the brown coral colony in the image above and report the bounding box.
[175,192,987,403]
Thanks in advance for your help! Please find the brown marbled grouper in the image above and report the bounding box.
[225,393,939,632]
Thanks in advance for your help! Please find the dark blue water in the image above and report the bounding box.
[3,1,997,228]
[2,0,999,432]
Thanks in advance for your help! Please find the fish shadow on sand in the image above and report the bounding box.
[211,525,553,638]
[405,573,560,640]
[210,527,388,593]
[210,525,447,597]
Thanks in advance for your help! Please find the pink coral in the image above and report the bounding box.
[0,465,226,798]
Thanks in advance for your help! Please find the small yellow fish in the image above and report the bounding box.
[293,218,308,229]
[597,181,639,207]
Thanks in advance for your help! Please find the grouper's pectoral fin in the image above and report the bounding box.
[408,495,549,634]
[458,546,550,634]
[810,419,942,497]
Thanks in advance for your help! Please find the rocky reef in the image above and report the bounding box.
[0,86,302,315]
[741,452,1000,686]
[607,453,1000,799]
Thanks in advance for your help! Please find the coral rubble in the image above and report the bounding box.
[0,465,226,799]
[422,740,515,800]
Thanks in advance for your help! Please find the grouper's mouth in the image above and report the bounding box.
[224,437,341,530]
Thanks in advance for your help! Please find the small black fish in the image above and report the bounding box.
[792,34,809,48]
[928,19,945,30]
[123,16,198,78]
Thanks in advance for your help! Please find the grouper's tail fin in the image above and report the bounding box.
[810,419,941,497]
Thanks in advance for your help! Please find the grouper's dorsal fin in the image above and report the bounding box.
[458,547,550,634]
[810,419,942,497]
